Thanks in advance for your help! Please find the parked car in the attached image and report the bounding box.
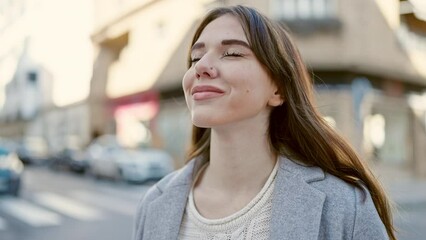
[0,137,18,151]
[16,137,49,165]
[0,147,24,196]
[86,135,174,182]
[49,147,88,173]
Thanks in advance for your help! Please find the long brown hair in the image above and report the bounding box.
[185,5,396,239]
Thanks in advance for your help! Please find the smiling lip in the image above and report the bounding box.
[191,85,225,100]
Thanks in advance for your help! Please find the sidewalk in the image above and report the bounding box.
[374,165,426,208]
[383,178,426,208]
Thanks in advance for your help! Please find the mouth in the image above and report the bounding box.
[191,85,225,100]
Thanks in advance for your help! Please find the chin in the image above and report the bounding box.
[191,115,222,128]
[191,118,214,128]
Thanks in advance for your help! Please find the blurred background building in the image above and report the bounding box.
[0,0,93,154]
[0,0,425,175]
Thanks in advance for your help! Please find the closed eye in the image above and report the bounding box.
[190,51,243,66]
[190,58,201,63]
[190,56,202,66]
[223,51,243,57]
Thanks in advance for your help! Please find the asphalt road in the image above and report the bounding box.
[0,165,151,240]
[394,203,426,240]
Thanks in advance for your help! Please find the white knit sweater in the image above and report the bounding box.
[178,161,278,240]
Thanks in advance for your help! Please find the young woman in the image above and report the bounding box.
[133,5,396,240]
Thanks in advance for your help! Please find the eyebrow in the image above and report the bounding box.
[191,39,251,52]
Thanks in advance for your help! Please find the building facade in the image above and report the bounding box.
[2,0,420,174]
[90,0,215,166]
[89,0,426,174]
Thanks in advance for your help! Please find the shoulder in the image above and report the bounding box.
[278,157,388,239]
[311,172,369,212]
[140,170,181,203]
[136,161,194,206]
[141,158,197,198]
[280,157,380,213]
[315,173,388,239]
[312,172,359,206]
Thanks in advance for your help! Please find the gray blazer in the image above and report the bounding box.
[133,156,389,240]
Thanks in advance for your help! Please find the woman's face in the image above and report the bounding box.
[183,14,281,128]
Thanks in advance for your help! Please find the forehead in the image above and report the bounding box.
[196,14,248,44]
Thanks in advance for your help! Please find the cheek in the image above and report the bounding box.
[182,70,194,106]
[182,70,194,93]
[231,75,272,108]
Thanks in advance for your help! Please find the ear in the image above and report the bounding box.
[267,90,284,107]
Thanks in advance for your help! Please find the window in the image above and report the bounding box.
[27,71,37,83]
[270,0,341,33]
[271,0,338,20]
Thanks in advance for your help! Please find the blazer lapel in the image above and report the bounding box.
[142,158,203,240]
[143,183,190,240]
[270,157,326,240]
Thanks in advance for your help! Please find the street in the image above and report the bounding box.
[395,203,426,240]
[0,165,425,240]
[387,178,426,240]
[374,164,426,240]
[0,165,151,240]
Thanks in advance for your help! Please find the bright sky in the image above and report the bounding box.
[0,0,94,108]
[31,0,94,106]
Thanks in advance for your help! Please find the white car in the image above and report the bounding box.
[16,137,49,164]
[86,135,174,182]
[116,148,174,182]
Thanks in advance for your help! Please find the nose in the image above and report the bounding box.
[194,56,218,79]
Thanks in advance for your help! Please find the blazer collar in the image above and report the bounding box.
[144,156,326,240]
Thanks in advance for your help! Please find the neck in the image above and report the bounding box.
[201,120,277,194]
